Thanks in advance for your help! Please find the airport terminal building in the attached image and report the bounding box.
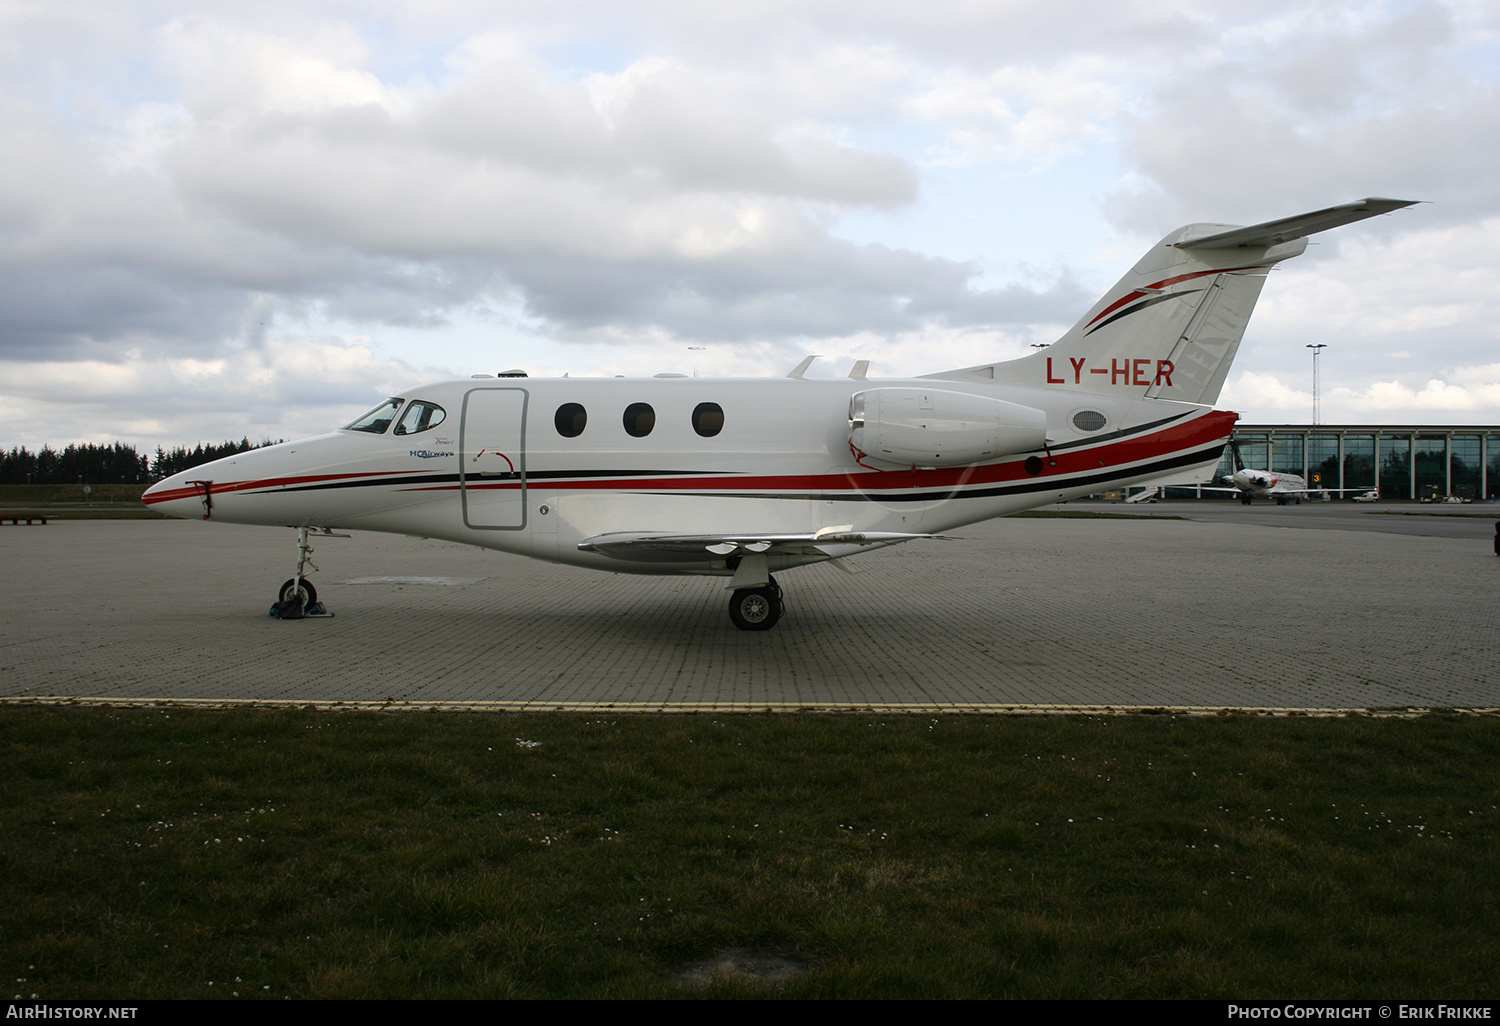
[1188,424,1500,501]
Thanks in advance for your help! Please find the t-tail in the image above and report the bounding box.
[1223,438,1247,485]
[927,198,1417,404]
[1228,439,1246,474]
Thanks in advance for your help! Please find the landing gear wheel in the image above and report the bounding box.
[729,585,783,631]
[278,578,317,606]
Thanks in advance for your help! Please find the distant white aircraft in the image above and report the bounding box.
[1210,441,1374,505]
[144,198,1415,628]
[1222,465,1314,504]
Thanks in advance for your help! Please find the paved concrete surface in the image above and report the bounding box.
[1135,499,1500,540]
[2,504,1498,712]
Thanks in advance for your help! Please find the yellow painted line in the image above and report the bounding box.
[4,696,1497,717]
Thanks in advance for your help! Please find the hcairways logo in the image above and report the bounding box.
[409,450,455,459]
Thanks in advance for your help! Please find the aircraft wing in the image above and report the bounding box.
[577,528,932,563]
[1281,486,1375,496]
[1136,484,1373,496]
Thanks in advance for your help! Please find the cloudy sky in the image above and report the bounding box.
[2,0,1497,451]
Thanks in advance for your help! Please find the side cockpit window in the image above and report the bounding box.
[394,401,447,436]
[344,398,404,434]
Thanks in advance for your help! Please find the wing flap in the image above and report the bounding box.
[578,530,932,563]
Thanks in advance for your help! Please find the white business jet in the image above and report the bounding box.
[143,198,1415,629]
[1213,441,1372,505]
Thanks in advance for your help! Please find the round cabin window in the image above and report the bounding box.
[692,402,724,437]
[555,403,587,438]
[623,403,656,438]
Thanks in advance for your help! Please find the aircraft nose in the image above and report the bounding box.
[142,476,206,520]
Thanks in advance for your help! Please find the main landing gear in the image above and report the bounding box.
[270,526,340,619]
[728,576,783,631]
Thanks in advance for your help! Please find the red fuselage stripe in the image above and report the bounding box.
[1085,264,1269,328]
[142,469,430,505]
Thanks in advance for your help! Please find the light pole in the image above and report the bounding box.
[1306,344,1327,424]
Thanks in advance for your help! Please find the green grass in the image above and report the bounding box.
[0,484,148,504]
[0,508,170,520]
[0,485,165,519]
[1364,510,1500,519]
[1,708,1495,999]
[1008,510,1187,520]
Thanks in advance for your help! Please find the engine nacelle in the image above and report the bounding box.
[848,388,1048,467]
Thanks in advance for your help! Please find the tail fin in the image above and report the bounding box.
[927,198,1416,406]
[1228,439,1246,473]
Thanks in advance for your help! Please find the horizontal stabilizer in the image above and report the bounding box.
[1176,198,1417,250]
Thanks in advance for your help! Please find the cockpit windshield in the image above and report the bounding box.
[344,398,404,434]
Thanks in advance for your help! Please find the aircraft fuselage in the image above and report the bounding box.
[144,375,1232,577]
[1225,468,1315,504]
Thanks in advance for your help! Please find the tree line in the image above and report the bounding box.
[0,439,277,485]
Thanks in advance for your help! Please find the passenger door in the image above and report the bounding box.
[460,387,527,530]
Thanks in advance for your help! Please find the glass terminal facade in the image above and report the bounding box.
[1180,425,1500,501]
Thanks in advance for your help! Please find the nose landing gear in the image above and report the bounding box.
[270,526,344,619]
[278,576,318,608]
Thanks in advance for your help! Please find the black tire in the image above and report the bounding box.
[279,577,317,606]
[729,586,782,631]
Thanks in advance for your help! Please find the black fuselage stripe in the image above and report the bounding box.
[246,425,1213,498]
[1044,411,1191,453]
[269,468,711,493]
[605,444,1227,505]
[1083,288,1207,337]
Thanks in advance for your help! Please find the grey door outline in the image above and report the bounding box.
[460,387,528,530]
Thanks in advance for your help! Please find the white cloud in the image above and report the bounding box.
[158,16,394,117]
[2,0,1500,449]
[905,58,1126,168]
[1220,371,1312,417]
[1221,366,1500,425]
[0,335,444,450]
